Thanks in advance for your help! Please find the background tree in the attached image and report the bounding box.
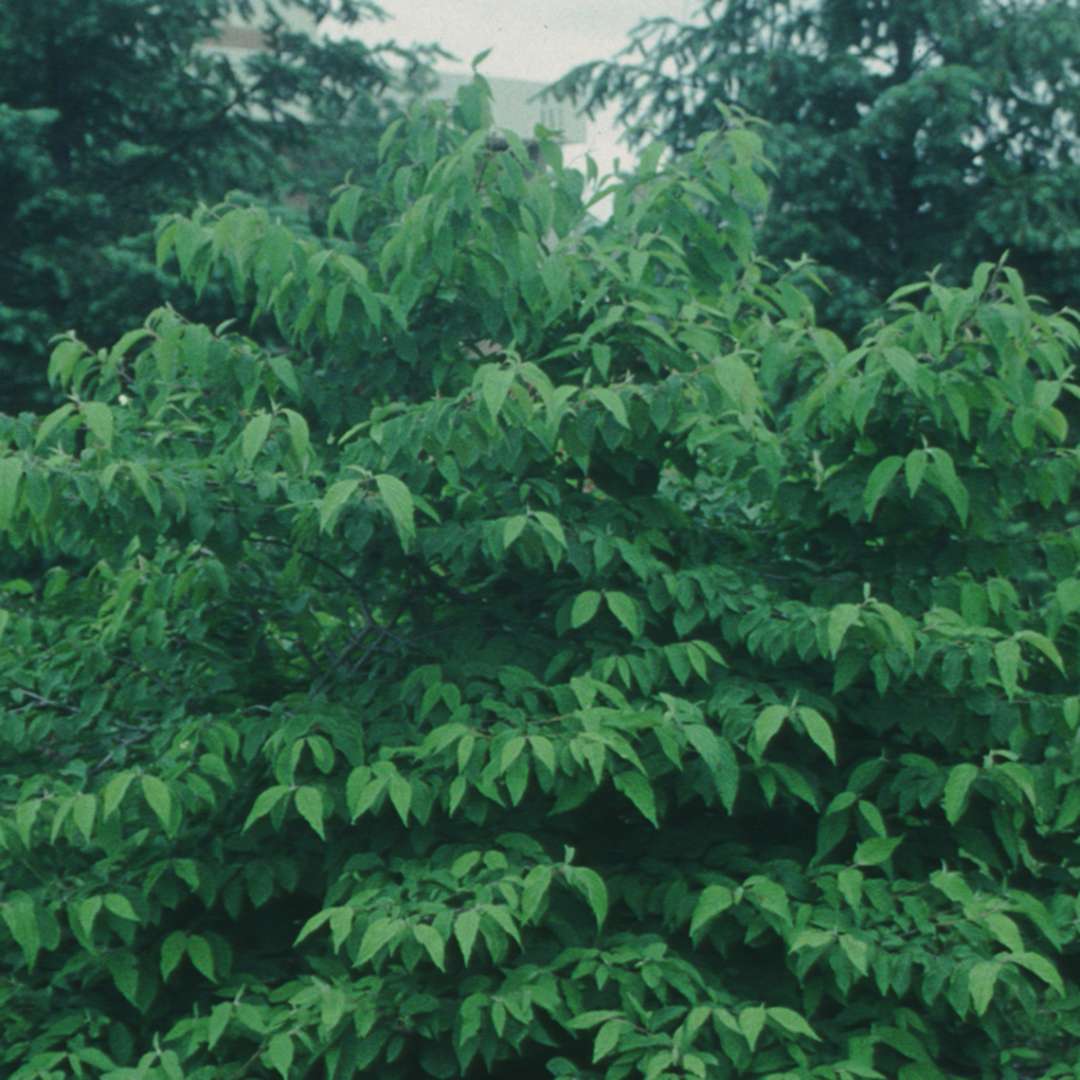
[0,0,435,414]
[2,78,1080,1077]
[552,0,1080,334]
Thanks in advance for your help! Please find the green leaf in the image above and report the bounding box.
[376,473,415,545]
[105,894,139,922]
[454,909,480,965]
[968,961,1000,1016]
[503,514,528,551]
[994,638,1021,699]
[571,590,603,628]
[928,448,969,525]
[1008,951,1064,996]
[35,403,76,447]
[480,365,515,420]
[0,456,24,529]
[521,865,553,923]
[592,387,629,428]
[613,771,658,827]
[326,282,347,336]
[187,934,216,981]
[943,763,979,824]
[739,1006,767,1052]
[241,412,272,465]
[690,885,734,940]
[81,402,114,449]
[141,775,173,833]
[388,774,412,824]
[294,786,325,839]
[2,892,41,969]
[767,1006,820,1041]
[319,478,360,532]
[905,449,928,497]
[753,704,788,755]
[1016,630,1066,674]
[605,591,643,637]
[102,771,136,819]
[827,604,862,657]
[283,409,310,463]
[268,353,300,396]
[853,836,902,866]
[266,1032,294,1079]
[413,923,446,970]
[593,1018,625,1062]
[798,707,836,764]
[160,931,187,981]
[863,456,902,518]
[567,866,608,929]
[243,785,290,831]
[356,917,399,965]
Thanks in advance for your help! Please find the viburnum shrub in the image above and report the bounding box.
[2,76,1080,1079]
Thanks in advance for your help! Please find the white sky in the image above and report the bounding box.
[337,0,702,178]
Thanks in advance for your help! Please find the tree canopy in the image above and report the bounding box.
[3,76,1080,1079]
[552,0,1080,333]
[0,0,434,414]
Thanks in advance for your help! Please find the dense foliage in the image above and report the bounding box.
[0,0,433,413]
[3,77,1080,1079]
[552,0,1080,333]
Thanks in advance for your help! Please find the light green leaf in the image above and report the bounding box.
[1007,951,1065,996]
[863,456,902,518]
[533,511,566,548]
[567,866,608,929]
[72,793,97,843]
[854,836,902,866]
[35,402,76,447]
[605,591,643,637]
[102,771,136,819]
[141,775,173,832]
[928,448,969,525]
[827,604,862,657]
[0,457,24,529]
[454,909,480,965]
[571,590,602,629]
[943,763,979,824]
[376,473,415,545]
[613,771,658,827]
[326,282,347,336]
[592,1018,624,1062]
[767,1006,820,1041]
[319,478,360,532]
[294,786,325,839]
[592,387,629,428]
[268,354,299,396]
[105,893,138,922]
[283,409,310,463]
[241,413,272,465]
[739,1006,767,1051]
[480,365,515,420]
[413,923,446,970]
[388,774,412,824]
[503,514,527,551]
[160,931,187,981]
[187,934,216,981]
[994,639,1021,699]
[753,704,788,755]
[81,402,114,449]
[969,961,1000,1016]
[690,885,734,940]
[2,892,41,969]
[356,917,399,965]
[798,707,836,764]
[521,865,553,923]
[905,449,928,497]
[266,1032,294,1080]
[243,785,290,831]
[1016,630,1066,675]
